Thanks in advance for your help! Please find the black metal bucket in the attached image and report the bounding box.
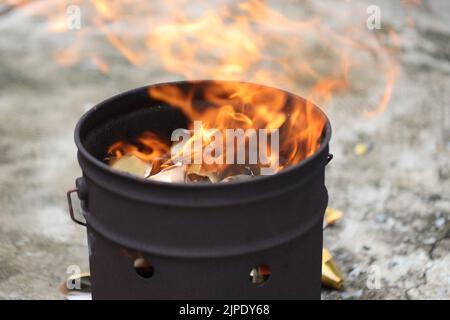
[68,80,332,299]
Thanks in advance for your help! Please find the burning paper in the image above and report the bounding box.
[105,82,327,183]
[322,208,344,290]
[322,248,344,290]
[186,164,219,183]
[148,163,186,183]
[323,208,343,229]
[109,155,152,178]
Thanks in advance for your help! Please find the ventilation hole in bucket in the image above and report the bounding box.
[133,258,154,279]
[249,265,271,285]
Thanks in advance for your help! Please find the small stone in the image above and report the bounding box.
[341,289,363,300]
[374,213,387,224]
[422,237,437,245]
[434,217,446,229]
[403,236,411,242]
[429,194,442,201]
[438,165,450,180]
[387,261,397,269]
[14,237,29,247]
[347,265,362,281]
[363,245,371,251]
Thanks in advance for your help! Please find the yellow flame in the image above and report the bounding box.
[12,0,401,116]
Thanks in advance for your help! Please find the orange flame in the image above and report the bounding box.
[10,0,402,117]
[108,81,327,178]
[9,0,405,175]
[108,132,170,163]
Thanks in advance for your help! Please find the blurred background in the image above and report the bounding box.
[0,0,448,299]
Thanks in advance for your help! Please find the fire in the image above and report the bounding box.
[108,132,170,163]
[10,0,402,117]
[8,0,405,179]
[107,81,327,181]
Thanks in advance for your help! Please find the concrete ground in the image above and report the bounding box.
[0,0,448,299]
